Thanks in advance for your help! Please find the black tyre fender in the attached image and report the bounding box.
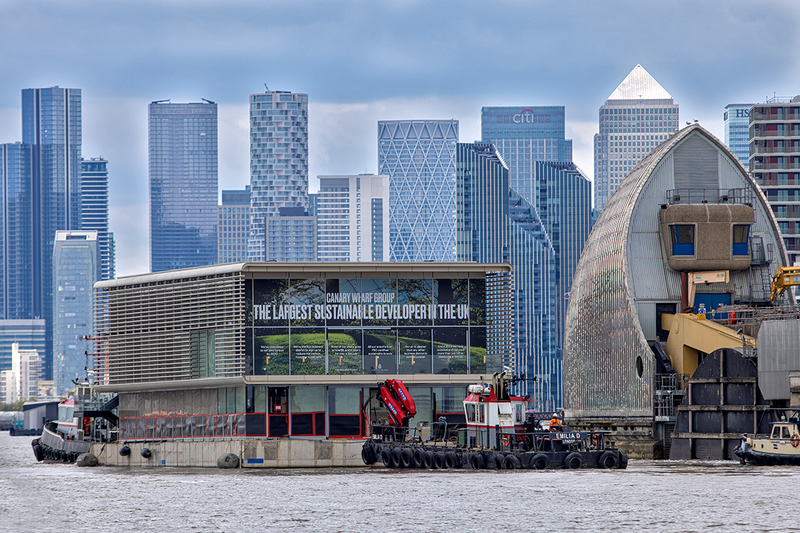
[445,452,459,469]
[564,452,583,469]
[617,451,628,469]
[502,454,521,470]
[33,445,43,462]
[399,448,414,468]
[361,446,377,465]
[469,453,486,469]
[412,448,425,468]
[530,453,548,470]
[381,447,394,467]
[433,452,446,469]
[422,451,435,469]
[599,451,618,469]
[390,447,404,468]
[483,452,499,469]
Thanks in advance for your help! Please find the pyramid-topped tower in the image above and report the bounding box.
[593,65,679,211]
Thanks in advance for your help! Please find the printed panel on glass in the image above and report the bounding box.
[254,328,289,375]
[290,328,326,375]
[398,329,432,373]
[328,330,362,375]
[435,278,469,325]
[433,328,468,374]
[363,329,396,375]
[397,278,433,326]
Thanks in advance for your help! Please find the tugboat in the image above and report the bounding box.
[361,371,628,470]
[734,415,800,465]
[31,374,118,463]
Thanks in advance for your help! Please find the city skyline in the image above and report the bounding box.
[0,1,798,276]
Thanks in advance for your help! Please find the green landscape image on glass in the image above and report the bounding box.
[255,330,289,375]
[290,330,326,375]
[328,331,362,374]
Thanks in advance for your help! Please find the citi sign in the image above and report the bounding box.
[512,109,536,123]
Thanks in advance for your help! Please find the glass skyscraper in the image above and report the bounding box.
[148,101,218,273]
[1,143,34,321]
[456,142,560,409]
[248,90,309,261]
[378,119,458,262]
[0,319,45,373]
[594,65,679,211]
[724,103,754,167]
[81,158,115,280]
[52,230,97,395]
[481,106,572,204]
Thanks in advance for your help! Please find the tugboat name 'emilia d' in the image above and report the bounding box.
[361,371,628,470]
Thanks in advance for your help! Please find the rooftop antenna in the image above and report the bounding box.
[264,83,271,93]
[201,98,215,104]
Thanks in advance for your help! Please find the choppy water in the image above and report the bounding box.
[1,432,799,532]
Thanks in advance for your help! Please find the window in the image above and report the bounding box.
[733,225,750,255]
[670,225,695,256]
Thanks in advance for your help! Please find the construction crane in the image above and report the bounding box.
[769,266,800,303]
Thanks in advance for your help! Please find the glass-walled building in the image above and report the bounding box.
[724,103,754,167]
[95,262,513,439]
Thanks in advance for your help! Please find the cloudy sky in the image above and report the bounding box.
[1,0,799,277]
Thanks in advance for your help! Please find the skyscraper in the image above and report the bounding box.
[81,158,115,280]
[248,90,309,261]
[724,103,755,167]
[594,65,679,211]
[481,106,572,204]
[219,186,250,264]
[22,86,83,381]
[456,142,559,408]
[148,100,218,272]
[749,96,800,266]
[378,120,458,262]
[264,208,317,262]
[316,175,390,262]
[52,230,97,395]
[0,319,45,372]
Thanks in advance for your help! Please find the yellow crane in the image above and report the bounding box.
[770,266,800,303]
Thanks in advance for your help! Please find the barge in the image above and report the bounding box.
[361,372,628,470]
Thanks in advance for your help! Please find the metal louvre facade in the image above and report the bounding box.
[564,125,787,420]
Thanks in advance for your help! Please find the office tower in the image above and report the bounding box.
[81,158,115,280]
[52,230,97,395]
[316,175,390,262]
[594,65,679,211]
[0,319,45,372]
[219,186,250,263]
[724,104,755,167]
[456,142,559,408]
[0,143,34,321]
[532,162,592,359]
[21,86,82,381]
[148,100,218,273]
[749,96,800,265]
[307,193,319,216]
[248,90,309,261]
[481,106,572,204]
[378,120,458,262]
[264,208,317,262]
[5,343,42,403]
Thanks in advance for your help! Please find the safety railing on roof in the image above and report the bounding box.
[665,188,754,206]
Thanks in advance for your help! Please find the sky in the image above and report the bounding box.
[1,0,799,277]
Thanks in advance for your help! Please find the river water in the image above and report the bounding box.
[1,432,798,532]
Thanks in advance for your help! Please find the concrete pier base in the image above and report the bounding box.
[91,439,366,468]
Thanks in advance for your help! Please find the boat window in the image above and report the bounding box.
[66,407,74,420]
[515,404,524,424]
[477,404,485,424]
[771,426,781,439]
[465,403,476,423]
[58,406,66,420]
[782,426,792,439]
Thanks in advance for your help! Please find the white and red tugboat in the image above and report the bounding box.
[361,371,628,470]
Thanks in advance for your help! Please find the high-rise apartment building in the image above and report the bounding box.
[0,319,45,372]
[81,158,115,280]
[378,120,458,262]
[52,230,97,395]
[0,343,42,403]
[749,96,800,265]
[148,100,218,273]
[248,90,309,261]
[724,104,755,167]
[316,175,390,262]
[264,208,317,262]
[481,106,572,204]
[456,142,559,408]
[21,87,83,381]
[594,65,679,211]
[219,186,250,263]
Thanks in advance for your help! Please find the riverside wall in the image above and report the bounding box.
[91,439,366,468]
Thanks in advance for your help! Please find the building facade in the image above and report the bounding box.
[53,230,98,395]
[378,120,458,262]
[81,158,115,280]
[749,96,800,266]
[94,262,512,440]
[0,319,45,372]
[481,106,572,204]
[594,65,679,211]
[248,91,309,261]
[3,342,42,403]
[148,100,218,273]
[264,208,317,262]
[316,175,390,262]
[456,142,560,406]
[219,187,251,264]
[724,104,754,167]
